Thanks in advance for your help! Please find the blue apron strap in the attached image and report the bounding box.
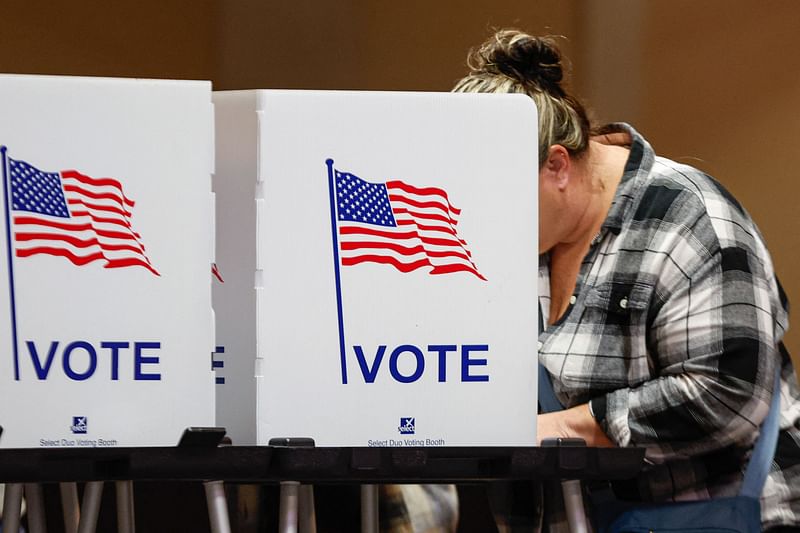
[538,301,564,413]
[740,359,783,498]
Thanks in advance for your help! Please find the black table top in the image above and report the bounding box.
[0,445,645,484]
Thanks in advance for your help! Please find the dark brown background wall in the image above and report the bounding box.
[2,1,798,355]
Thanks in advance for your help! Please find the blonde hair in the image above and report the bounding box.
[453,29,591,167]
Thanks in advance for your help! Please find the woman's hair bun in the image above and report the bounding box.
[469,29,565,94]
[454,29,591,163]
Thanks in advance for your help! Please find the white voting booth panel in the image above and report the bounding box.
[0,75,216,448]
[214,90,539,447]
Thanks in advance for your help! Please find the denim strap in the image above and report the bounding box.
[538,302,564,414]
[740,362,782,498]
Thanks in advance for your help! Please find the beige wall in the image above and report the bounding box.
[2,2,799,362]
[212,0,582,91]
[0,2,215,80]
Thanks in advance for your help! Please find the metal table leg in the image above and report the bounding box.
[298,485,316,533]
[360,484,379,533]
[24,483,47,533]
[561,480,589,533]
[76,481,104,533]
[115,481,135,533]
[60,482,80,533]
[204,480,232,533]
[278,481,300,533]
[2,483,23,533]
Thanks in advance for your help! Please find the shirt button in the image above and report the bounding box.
[569,295,577,305]
[619,297,628,309]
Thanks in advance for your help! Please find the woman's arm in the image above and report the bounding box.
[537,403,615,447]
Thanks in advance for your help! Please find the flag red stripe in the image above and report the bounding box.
[340,226,466,251]
[67,198,133,218]
[341,241,425,256]
[343,241,472,263]
[423,248,473,261]
[104,258,160,276]
[392,202,458,226]
[13,216,143,243]
[16,247,159,275]
[61,170,135,207]
[388,194,451,215]
[342,251,479,276]
[341,254,431,272]
[431,263,487,281]
[386,180,461,215]
[15,232,146,254]
[397,218,454,234]
[416,234,468,248]
[16,247,107,266]
[396,219,468,247]
[403,219,472,257]
[340,226,416,239]
[392,208,453,225]
[70,210,142,238]
[63,184,133,210]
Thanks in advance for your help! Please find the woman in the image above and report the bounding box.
[453,29,800,531]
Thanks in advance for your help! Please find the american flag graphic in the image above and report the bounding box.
[334,167,485,280]
[7,156,159,276]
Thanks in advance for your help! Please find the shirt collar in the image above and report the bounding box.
[597,123,656,236]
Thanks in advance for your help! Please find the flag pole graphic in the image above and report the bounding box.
[1,147,20,381]
[326,158,348,384]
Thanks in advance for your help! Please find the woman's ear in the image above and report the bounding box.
[541,145,571,190]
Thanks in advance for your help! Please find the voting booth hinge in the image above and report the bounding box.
[256,110,266,184]
[208,101,216,177]
[178,427,227,448]
[210,192,216,265]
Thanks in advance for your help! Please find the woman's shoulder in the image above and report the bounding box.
[650,157,749,217]
[639,157,762,248]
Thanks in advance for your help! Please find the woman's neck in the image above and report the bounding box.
[547,141,629,324]
[554,141,628,255]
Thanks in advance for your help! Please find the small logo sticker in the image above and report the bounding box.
[398,417,415,435]
[71,416,88,434]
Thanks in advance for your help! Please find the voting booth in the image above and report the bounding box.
[214,90,540,447]
[0,74,216,449]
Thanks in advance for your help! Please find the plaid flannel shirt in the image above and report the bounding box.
[380,484,459,533]
[537,124,800,530]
